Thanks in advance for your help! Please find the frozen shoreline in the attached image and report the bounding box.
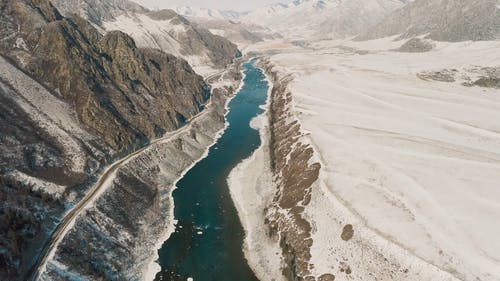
[226,69,286,281]
[142,62,247,281]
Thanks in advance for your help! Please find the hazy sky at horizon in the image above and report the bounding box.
[131,0,282,12]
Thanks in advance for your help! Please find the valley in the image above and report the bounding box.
[154,59,267,281]
[1,0,499,281]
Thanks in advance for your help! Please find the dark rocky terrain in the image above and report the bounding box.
[1,0,209,152]
[262,60,323,281]
[395,38,435,52]
[53,0,241,69]
[40,67,242,280]
[0,0,239,279]
[418,66,500,89]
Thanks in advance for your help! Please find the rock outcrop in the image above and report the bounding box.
[52,0,241,70]
[1,0,209,152]
[262,60,323,281]
[395,38,435,52]
[0,0,215,279]
[40,67,243,281]
[417,66,500,90]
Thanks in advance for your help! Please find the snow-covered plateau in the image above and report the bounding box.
[231,37,500,281]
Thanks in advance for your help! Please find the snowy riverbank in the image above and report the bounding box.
[260,37,500,281]
[227,69,286,281]
[143,63,245,281]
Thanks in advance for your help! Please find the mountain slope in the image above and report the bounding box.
[173,6,245,21]
[170,6,279,47]
[241,0,409,39]
[0,0,211,278]
[52,0,147,25]
[359,0,500,41]
[53,0,241,73]
[1,3,208,151]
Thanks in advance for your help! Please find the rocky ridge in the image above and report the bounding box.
[0,0,231,279]
[1,0,209,152]
[53,0,147,25]
[52,0,241,71]
[395,38,435,52]
[260,57,464,281]
[240,0,409,39]
[262,60,323,281]
[40,66,243,281]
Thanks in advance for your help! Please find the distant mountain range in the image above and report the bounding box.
[240,0,411,39]
[175,0,500,42]
[174,0,409,39]
[359,0,500,41]
[173,6,246,21]
[171,5,278,47]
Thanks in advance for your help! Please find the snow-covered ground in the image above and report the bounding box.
[240,0,405,40]
[102,13,217,77]
[102,14,184,55]
[246,38,500,281]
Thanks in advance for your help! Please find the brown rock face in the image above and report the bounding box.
[0,0,211,279]
[1,0,209,152]
[263,60,321,280]
[51,0,241,69]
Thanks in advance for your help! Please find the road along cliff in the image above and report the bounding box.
[35,64,243,280]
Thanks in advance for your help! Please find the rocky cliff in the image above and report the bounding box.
[262,60,323,281]
[52,0,241,72]
[40,67,242,281]
[0,0,214,279]
[1,0,209,152]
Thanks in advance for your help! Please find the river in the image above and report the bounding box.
[154,59,269,281]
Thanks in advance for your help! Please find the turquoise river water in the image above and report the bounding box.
[154,60,269,281]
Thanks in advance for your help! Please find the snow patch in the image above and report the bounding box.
[14,37,28,51]
[7,170,66,198]
[103,14,183,54]
[208,29,225,37]
[102,13,215,74]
